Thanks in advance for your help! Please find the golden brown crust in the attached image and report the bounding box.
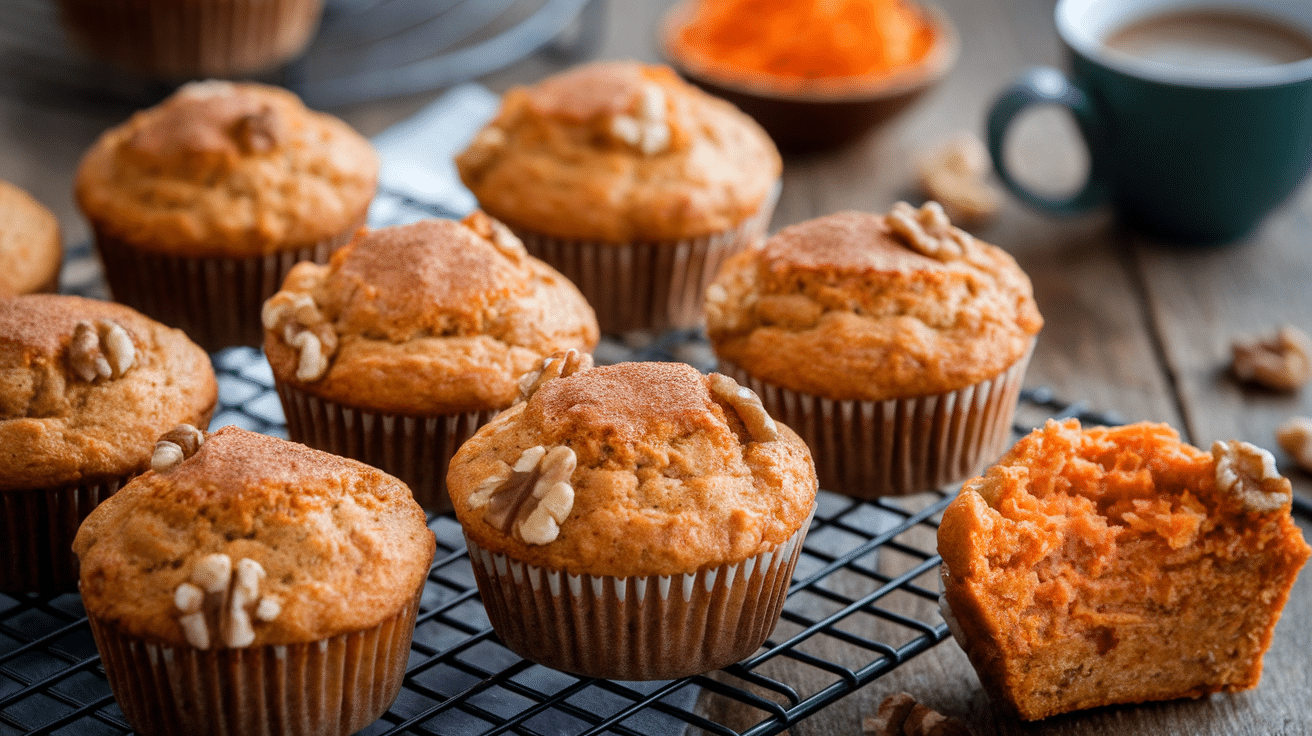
[73,426,436,647]
[75,80,377,258]
[0,181,61,296]
[456,61,781,242]
[0,294,217,490]
[448,361,817,577]
[938,419,1311,720]
[263,215,598,415]
[707,208,1043,400]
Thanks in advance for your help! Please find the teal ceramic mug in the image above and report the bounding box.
[987,0,1312,244]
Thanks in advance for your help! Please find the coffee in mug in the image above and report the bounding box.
[987,0,1312,244]
[1105,9,1312,71]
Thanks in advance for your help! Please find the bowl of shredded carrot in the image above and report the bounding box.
[662,0,959,153]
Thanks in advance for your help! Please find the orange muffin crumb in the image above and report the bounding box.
[938,419,1310,720]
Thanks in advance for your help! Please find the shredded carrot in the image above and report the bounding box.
[673,0,936,80]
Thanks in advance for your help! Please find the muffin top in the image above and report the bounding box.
[75,80,378,257]
[74,426,436,648]
[706,202,1043,400]
[0,294,217,491]
[448,360,816,577]
[263,212,599,415]
[456,60,781,242]
[0,181,62,296]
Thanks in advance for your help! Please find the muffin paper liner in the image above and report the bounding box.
[87,588,421,736]
[513,183,779,334]
[718,344,1033,498]
[276,382,499,513]
[59,0,323,78]
[94,222,358,352]
[465,506,813,681]
[1,474,133,594]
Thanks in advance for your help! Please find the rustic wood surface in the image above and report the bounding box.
[1,0,1309,734]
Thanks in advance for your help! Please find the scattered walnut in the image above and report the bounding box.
[67,319,136,382]
[262,290,338,382]
[516,349,593,404]
[864,692,971,736]
[232,106,283,154]
[175,553,279,650]
[886,201,974,261]
[471,445,577,545]
[1212,439,1291,513]
[1231,325,1312,392]
[1277,417,1312,473]
[608,83,670,155]
[917,133,1001,226]
[709,372,779,442]
[151,424,206,472]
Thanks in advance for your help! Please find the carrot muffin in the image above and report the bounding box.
[448,360,816,680]
[0,180,62,296]
[264,213,598,512]
[456,60,781,333]
[75,80,378,351]
[707,202,1042,497]
[938,419,1311,721]
[73,425,435,736]
[0,294,216,592]
[59,0,322,78]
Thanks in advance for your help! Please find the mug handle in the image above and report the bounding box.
[986,67,1108,214]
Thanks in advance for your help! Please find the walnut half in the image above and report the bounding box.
[709,372,778,442]
[863,692,972,736]
[151,424,207,472]
[469,445,577,545]
[886,201,974,261]
[1231,325,1312,392]
[1212,439,1291,513]
[174,553,281,650]
[516,349,593,404]
[1276,417,1312,473]
[262,288,338,382]
[67,319,136,382]
[608,83,671,156]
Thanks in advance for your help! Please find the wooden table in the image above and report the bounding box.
[1,0,1309,734]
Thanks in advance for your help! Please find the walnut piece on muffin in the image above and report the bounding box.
[456,60,780,243]
[706,204,1042,402]
[938,419,1310,720]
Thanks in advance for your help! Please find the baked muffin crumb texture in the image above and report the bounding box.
[938,419,1311,720]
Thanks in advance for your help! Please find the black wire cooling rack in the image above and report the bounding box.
[3,172,1133,736]
[0,330,1122,736]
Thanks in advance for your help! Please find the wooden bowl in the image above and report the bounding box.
[660,1,960,154]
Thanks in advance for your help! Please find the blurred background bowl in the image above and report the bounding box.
[660,1,959,154]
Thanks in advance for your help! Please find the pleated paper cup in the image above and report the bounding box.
[58,0,323,78]
[276,382,500,513]
[513,183,779,335]
[87,589,421,736]
[94,222,359,353]
[465,507,813,681]
[718,344,1033,498]
[0,474,133,594]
